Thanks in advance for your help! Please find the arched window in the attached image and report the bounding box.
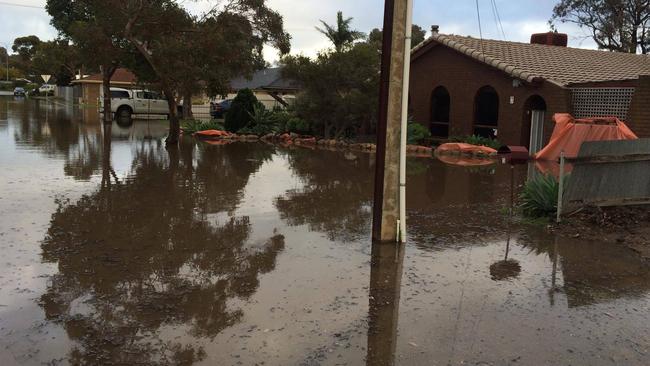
[474,86,499,138]
[430,86,450,137]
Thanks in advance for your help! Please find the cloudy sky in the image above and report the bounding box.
[0,0,597,61]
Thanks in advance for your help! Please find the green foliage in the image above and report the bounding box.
[368,24,426,51]
[407,122,431,144]
[551,0,649,54]
[520,175,567,218]
[225,89,259,133]
[269,110,309,134]
[450,135,502,149]
[282,41,379,139]
[316,11,365,52]
[239,103,278,135]
[285,116,310,134]
[181,119,224,134]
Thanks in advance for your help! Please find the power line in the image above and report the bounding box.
[475,0,484,52]
[0,1,45,9]
[491,0,506,40]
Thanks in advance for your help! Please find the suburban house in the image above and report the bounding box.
[409,30,650,153]
[229,68,300,109]
[71,68,139,105]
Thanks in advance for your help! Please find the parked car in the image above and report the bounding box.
[38,84,56,95]
[100,88,169,121]
[210,99,233,119]
[13,87,26,96]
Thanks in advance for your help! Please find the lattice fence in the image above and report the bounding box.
[571,88,635,121]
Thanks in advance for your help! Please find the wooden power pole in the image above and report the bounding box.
[373,0,411,242]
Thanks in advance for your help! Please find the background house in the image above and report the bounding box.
[409,30,650,153]
[229,68,300,109]
[71,68,138,105]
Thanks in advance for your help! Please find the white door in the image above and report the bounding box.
[529,110,545,155]
[146,92,168,115]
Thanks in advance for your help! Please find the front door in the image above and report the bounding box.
[529,110,545,155]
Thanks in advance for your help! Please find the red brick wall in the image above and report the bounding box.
[409,45,571,146]
[627,75,650,137]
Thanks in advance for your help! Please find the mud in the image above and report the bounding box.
[559,205,650,260]
[1,98,649,365]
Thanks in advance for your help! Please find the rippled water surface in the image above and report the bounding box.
[1,98,649,365]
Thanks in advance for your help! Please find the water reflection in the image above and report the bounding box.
[275,148,374,242]
[1,99,649,365]
[39,132,284,364]
[367,243,404,366]
[518,229,650,308]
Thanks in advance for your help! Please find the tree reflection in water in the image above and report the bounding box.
[275,148,374,242]
[40,137,284,365]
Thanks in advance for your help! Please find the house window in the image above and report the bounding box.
[430,86,450,137]
[474,86,499,138]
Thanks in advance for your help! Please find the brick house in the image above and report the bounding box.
[71,68,139,105]
[409,31,650,152]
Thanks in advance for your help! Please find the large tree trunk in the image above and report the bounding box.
[182,91,193,119]
[164,88,180,145]
[101,64,117,124]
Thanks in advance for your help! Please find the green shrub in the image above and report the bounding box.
[450,135,501,149]
[239,103,279,135]
[181,119,224,134]
[285,116,310,134]
[520,174,567,218]
[269,110,309,134]
[407,122,431,144]
[225,88,259,133]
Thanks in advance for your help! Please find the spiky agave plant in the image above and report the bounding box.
[520,174,567,218]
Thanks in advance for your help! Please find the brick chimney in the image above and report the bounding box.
[431,25,439,34]
[530,31,568,47]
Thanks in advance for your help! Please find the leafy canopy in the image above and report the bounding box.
[551,0,650,54]
[316,11,366,52]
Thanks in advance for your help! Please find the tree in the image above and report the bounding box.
[47,0,132,123]
[316,11,366,52]
[551,0,650,54]
[12,35,41,62]
[411,24,427,46]
[32,39,81,86]
[121,0,291,145]
[225,88,260,133]
[368,24,427,51]
[282,41,380,138]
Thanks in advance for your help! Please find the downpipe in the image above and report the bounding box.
[398,0,413,243]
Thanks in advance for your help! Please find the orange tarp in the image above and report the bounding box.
[535,113,637,161]
[435,143,497,155]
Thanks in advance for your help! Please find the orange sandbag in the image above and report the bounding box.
[535,113,637,161]
[194,130,231,138]
[435,142,497,155]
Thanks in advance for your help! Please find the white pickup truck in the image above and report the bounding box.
[101,87,169,120]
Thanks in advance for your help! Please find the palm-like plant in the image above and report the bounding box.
[316,11,366,52]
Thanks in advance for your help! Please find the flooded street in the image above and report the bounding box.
[1,98,649,365]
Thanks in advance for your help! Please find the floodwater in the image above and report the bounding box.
[1,98,649,366]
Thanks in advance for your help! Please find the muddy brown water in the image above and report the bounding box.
[1,98,649,365]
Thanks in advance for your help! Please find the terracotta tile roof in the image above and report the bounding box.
[72,68,138,84]
[412,34,650,86]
